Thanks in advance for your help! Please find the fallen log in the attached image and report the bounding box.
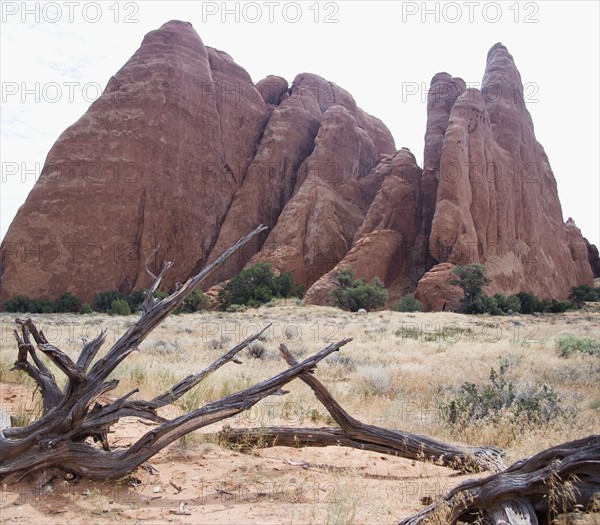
[397,434,600,525]
[216,344,505,473]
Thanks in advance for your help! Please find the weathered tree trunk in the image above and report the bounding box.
[216,344,505,473]
[397,435,600,525]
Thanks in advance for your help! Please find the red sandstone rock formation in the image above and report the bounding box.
[584,238,600,279]
[0,21,393,303]
[418,44,593,307]
[414,263,463,312]
[0,26,594,310]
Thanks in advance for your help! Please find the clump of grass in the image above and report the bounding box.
[9,389,43,427]
[128,365,147,385]
[284,324,301,341]
[394,327,419,340]
[247,341,267,359]
[0,357,28,384]
[147,339,177,355]
[325,483,358,525]
[440,364,561,427]
[177,384,205,413]
[326,353,355,371]
[556,335,600,358]
[357,365,391,397]
[205,336,231,351]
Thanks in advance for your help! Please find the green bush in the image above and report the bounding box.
[569,284,600,307]
[219,262,303,309]
[441,364,561,426]
[332,268,388,312]
[94,290,128,313]
[548,299,573,313]
[3,295,34,313]
[127,289,147,312]
[515,291,574,314]
[492,293,521,314]
[450,264,492,313]
[108,298,131,316]
[80,303,94,314]
[178,290,210,313]
[556,335,600,358]
[54,292,82,313]
[27,297,55,313]
[448,265,575,316]
[393,293,424,312]
[468,293,498,314]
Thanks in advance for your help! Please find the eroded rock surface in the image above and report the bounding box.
[0,29,594,309]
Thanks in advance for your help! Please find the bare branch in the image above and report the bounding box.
[76,331,107,371]
[0,336,350,482]
[87,225,268,385]
[275,344,504,473]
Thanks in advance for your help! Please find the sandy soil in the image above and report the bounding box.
[0,380,483,525]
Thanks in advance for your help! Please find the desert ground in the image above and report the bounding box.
[1,302,599,524]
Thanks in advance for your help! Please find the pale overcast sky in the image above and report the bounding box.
[1,1,599,247]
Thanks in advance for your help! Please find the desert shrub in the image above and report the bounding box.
[569,284,600,307]
[178,290,210,313]
[79,303,93,314]
[515,291,542,314]
[327,353,355,371]
[126,289,147,312]
[393,293,424,312]
[247,341,267,359]
[492,293,521,314]
[147,340,177,355]
[332,268,388,312]
[468,293,498,314]
[276,271,302,298]
[357,364,391,396]
[54,292,82,313]
[94,289,171,313]
[556,335,600,358]
[4,292,84,314]
[226,304,247,313]
[27,297,55,313]
[450,264,492,313]
[547,299,574,313]
[108,298,131,316]
[219,262,303,309]
[441,364,560,426]
[448,265,573,316]
[3,295,35,313]
[94,290,127,313]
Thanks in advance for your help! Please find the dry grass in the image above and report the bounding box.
[1,302,599,522]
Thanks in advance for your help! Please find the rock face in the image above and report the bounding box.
[0,26,595,309]
[423,44,593,303]
[1,21,268,302]
[0,21,394,303]
[414,263,463,312]
[584,238,600,278]
[305,148,425,304]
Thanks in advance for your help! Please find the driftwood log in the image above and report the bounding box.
[1,226,598,524]
[217,344,505,474]
[397,435,600,525]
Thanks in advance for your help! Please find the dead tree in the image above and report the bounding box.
[397,435,600,525]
